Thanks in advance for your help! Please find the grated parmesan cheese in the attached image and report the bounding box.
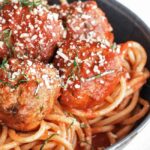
[57,51,69,61]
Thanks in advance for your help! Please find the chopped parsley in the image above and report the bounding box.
[0,0,42,10]
[111,43,117,51]
[86,70,114,81]
[0,0,10,9]
[40,133,58,150]
[67,120,74,130]
[0,74,28,89]
[80,123,87,128]
[19,0,41,8]
[0,58,8,70]
[0,79,27,89]
[36,95,40,99]
[0,79,15,88]
[16,75,28,86]
[2,29,12,49]
[17,79,28,84]
[62,74,74,89]
[73,57,78,67]
[63,55,81,89]
[93,74,101,79]
[86,73,101,81]
[17,74,28,85]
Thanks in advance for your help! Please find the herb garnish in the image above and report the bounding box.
[67,120,74,130]
[86,73,101,81]
[63,55,81,89]
[0,79,28,89]
[0,58,8,70]
[86,70,114,81]
[80,123,87,129]
[19,0,41,8]
[111,43,117,51]
[39,105,43,112]
[62,74,74,89]
[40,133,58,150]
[0,0,41,10]
[0,0,10,10]
[73,57,78,67]
[0,79,15,88]
[0,74,28,89]
[17,74,28,85]
[17,79,28,84]
[2,29,12,49]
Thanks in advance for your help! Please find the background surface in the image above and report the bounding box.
[117,0,150,27]
[116,1,150,150]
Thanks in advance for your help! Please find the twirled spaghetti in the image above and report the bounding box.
[0,40,149,150]
[0,0,149,150]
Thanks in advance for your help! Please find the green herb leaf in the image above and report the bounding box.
[86,73,101,81]
[67,120,74,130]
[63,56,81,89]
[0,74,28,89]
[111,43,117,51]
[94,74,101,79]
[0,58,8,70]
[62,75,73,89]
[39,105,43,112]
[3,29,12,49]
[40,133,58,150]
[16,74,28,86]
[17,79,28,84]
[73,57,78,67]
[0,0,10,9]
[86,70,114,82]
[0,79,15,88]
[23,74,28,80]
[19,0,41,8]
[80,123,87,128]
[33,0,41,6]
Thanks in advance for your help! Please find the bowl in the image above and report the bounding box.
[98,1,150,150]
[49,0,150,149]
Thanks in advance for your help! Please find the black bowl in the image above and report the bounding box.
[49,0,150,149]
[97,1,150,150]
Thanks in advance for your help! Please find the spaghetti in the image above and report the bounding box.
[0,40,149,150]
[0,0,149,150]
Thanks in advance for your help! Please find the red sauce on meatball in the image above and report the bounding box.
[0,58,61,131]
[54,40,125,109]
[0,2,64,62]
[50,1,114,44]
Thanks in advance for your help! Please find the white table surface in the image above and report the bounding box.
[116,1,150,150]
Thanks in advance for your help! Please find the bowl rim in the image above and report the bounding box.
[98,0,150,41]
[98,0,150,149]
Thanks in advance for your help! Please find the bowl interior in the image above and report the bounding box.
[48,0,150,149]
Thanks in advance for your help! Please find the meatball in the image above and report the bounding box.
[49,3,69,20]
[0,58,61,131]
[54,40,125,109]
[50,1,114,44]
[0,1,64,62]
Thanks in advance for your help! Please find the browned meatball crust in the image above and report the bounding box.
[50,1,114,44]
[0,1,64,62]
[0,58,61,131]
[54,40,125,109]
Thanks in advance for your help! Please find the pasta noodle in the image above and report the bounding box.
[0,0,149,149]
[0,40,149,150]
